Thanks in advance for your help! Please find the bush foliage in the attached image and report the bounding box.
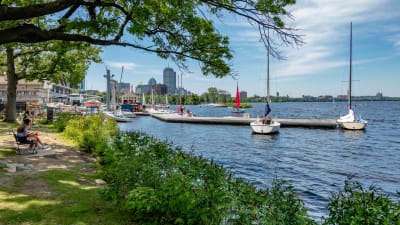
[53,112,76,132]
[63,115,117,154]
[59,116,400,224]
[98,131,316,225]
[323,179,400,225]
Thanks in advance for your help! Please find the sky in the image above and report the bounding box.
[85,0,400,98]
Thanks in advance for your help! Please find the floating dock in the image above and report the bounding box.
[135,111,150,116]
[150,114,337,129]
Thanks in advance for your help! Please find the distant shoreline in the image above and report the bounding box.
[245,97,400,103]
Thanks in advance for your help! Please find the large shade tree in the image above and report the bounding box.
[0,0,302,78]
[1,42,101,122]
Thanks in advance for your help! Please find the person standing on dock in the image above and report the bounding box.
[178,104,184,115]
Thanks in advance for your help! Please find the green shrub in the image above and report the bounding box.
[34,118,48,125]
[323,179,400,225]
[63,115,117,154]
[99,131,316,225]
[53,112,75,132]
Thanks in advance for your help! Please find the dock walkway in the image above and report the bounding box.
[150,113,337,129]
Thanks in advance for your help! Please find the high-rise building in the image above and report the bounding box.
[116,82,131,94]
[163,67,176,94]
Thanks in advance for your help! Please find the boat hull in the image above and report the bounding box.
[103,111,133,122]
[146,108,174,115]
[232,107,246,113]
[250,121,280,134]
[337,121,367,130]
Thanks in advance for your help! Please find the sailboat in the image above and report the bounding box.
[164,95,170,108]
[250,33,280,134]
[232,81,245,113]
[142,93,146,106]
[157,95,170,108]
[336,22,368,130]
[103,83,133,122]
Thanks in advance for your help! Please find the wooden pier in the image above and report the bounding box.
[150,114,337,129]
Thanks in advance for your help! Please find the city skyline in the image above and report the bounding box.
[85,0,400,98]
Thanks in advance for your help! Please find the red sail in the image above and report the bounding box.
[235,82,240,108]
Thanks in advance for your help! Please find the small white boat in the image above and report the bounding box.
[146,107,174,115]
[336,22,367,130]
[208,103,227,107]
[121,109,136,118]
[250,119,280,134]
[232,107,246,113]
[250,29,280,135]
[337,109,367,130]
[103,111,133,122]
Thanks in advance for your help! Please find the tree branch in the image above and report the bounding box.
[0,24,210,62]
[0,0,82,21]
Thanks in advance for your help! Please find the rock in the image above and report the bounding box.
[16,165,32,171]
[95,179,106,185]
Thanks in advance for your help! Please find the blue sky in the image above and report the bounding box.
[86,0,400,97]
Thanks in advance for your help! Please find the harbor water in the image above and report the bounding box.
[119,101,400,221]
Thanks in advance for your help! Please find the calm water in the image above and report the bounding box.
[119,101,400,221]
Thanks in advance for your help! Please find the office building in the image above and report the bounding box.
[163,67,176,94]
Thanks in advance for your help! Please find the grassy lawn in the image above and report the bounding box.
[0,169,130,225]
[0,121,132,225]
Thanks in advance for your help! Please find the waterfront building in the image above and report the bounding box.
[135,77,167,95]
[116,82,131,94]
[163,67,176,94]
[0,76,73,111]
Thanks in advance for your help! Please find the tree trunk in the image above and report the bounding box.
[5,47,17,122]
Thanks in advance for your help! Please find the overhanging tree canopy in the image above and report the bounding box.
[0,41,101,122]
[0,0,302,78]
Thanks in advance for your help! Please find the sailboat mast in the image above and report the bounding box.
[267,28,270,103]
[235,81,240,108]
[349,22,353,109]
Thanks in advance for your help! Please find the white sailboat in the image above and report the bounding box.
[103,83,133,122]
[337,22,367,130]
[250,33,280,134]
[142,93,146,106]
[146,89,174,114]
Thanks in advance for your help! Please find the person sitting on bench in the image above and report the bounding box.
[17,118,47,149]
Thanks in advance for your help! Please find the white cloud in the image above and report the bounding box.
[105,61,138,70]
[273,0,400,78]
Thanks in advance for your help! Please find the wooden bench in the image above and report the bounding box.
[9,129,37,154]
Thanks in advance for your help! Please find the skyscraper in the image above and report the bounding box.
[163,67,176,94]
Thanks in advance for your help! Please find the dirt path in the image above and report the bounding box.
[1,129,95,172]
[0,128,97,190]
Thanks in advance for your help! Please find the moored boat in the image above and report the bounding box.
[103,111,133,122]
[250,29,280,134]
[336,22,367,130]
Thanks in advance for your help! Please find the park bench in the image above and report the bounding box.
[9,129,37,154]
